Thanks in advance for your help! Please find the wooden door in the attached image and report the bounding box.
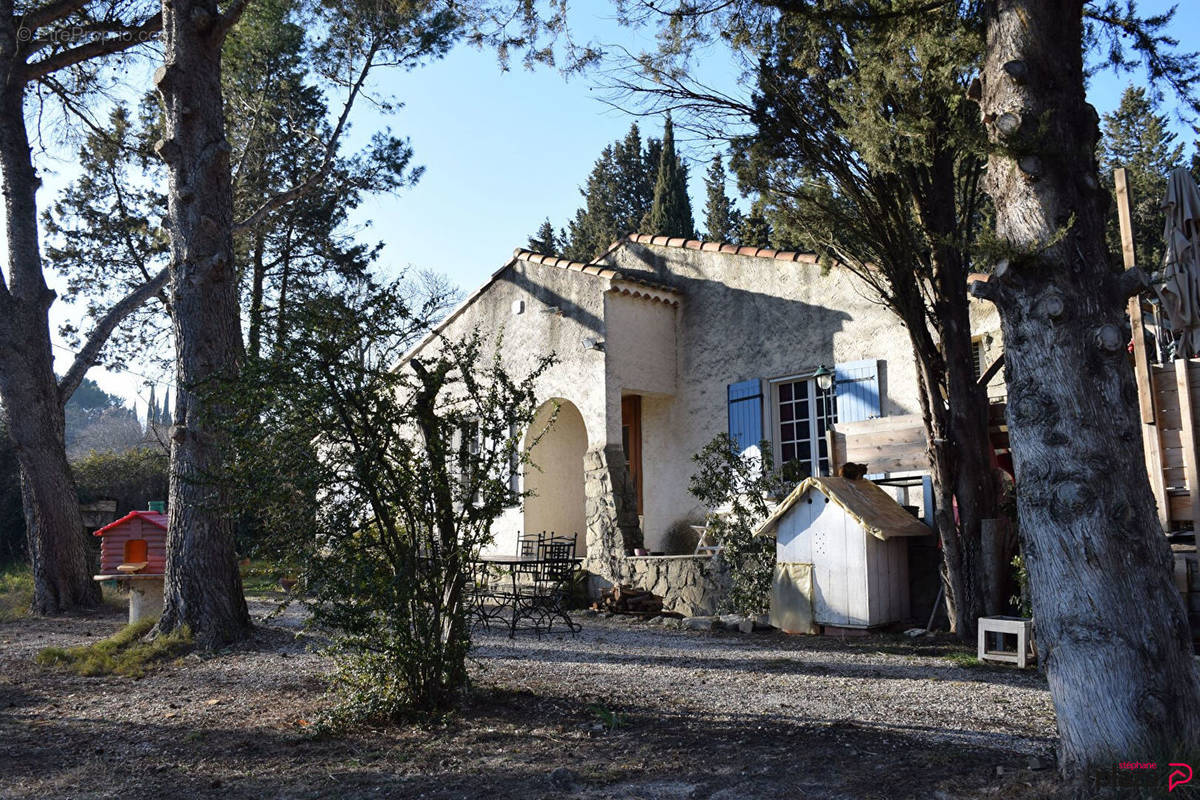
[621,395,643,515]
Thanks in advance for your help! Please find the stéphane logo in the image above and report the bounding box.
[1169,763,1193,793]
[1117,760,1193,792]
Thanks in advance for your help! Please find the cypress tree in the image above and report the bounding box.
[703,154,741,242]
[642,113,695,239]
[527,218,560,255]
[1098,85,1184,271]
[736,201,772,249]
[559,123,663,262]
[145,385,158,434]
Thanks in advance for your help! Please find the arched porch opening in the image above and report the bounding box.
[524,399,588,555]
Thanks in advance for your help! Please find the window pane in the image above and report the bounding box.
[798,441,811,463]
[780,403,794,422]
[781,422,795,441]
[779,382,793,402]
[796,394,810,421]
[782,443,796,462]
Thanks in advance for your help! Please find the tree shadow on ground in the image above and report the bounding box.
[0,682,1061,800]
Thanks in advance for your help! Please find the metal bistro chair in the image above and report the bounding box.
[504,532,549,635]
[467,554,508,631]
[534,535,581,635]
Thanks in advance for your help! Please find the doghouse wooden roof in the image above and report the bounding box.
[756,477,932,541]
[93,510,168,536]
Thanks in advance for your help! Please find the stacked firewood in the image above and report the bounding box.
[591,584,665,615]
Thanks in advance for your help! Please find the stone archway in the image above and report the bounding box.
[524,399,587,554]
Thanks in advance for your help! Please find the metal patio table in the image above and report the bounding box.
[471,552,582,637]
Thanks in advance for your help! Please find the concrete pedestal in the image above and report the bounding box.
[128,577,164,623]
[94,574,165,624]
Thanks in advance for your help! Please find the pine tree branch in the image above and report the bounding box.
[57,265,168,404]
[215,0,254,40]
[19,0,88,30]
[233,40,378,234]
[21,13,160,82]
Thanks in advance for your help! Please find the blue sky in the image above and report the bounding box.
[25,0,1200,409]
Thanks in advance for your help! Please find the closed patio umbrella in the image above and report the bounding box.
[1158,167,1200,357]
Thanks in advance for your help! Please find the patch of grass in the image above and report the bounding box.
[587,703,627,730]
[0,565,33,622]
[240,559,291,595]
[944,652,984,668]
[36,618,192,677]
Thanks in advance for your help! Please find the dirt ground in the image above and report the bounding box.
[0,597,1068,800]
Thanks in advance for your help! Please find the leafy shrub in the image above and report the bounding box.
[0,565,33,622]
[37,618,192,677]
[227,279,552,722]
[688,434,784,616]
[1010,554,1032,618]
[72,447,169,515]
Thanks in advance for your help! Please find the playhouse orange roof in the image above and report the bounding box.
[93,510,168,536]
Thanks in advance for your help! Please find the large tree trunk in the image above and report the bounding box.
[152,0,250,648]
[0,81,100,614]
[978,0,1200,771]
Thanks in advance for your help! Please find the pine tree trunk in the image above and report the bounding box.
[910,325,989,636]
[0,81,100,614]
[979,0,1200,771]
[246,231,266,360]
[152,0,250,648]
[914,150,1005,635]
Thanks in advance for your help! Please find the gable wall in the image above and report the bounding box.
[599,243,923,548]
[412,258,613,554]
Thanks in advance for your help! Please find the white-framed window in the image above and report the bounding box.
[770,375,837,478]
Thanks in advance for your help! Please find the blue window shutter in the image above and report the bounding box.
[727,379,764,456]
[834,359,881,423]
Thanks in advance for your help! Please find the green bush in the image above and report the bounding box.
[688,435,783,616]
[226,281,553,723]
[72,447,169,515]
[0,565,33,622]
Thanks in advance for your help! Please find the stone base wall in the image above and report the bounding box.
[582,444,726,616]
[622,555,730,617]
[583,444,642,582]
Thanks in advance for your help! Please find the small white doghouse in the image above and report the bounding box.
[757,477,932,633]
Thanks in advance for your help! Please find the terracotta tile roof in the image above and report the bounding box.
[622,233,821,265]
[512,248,682,303]
[395,242,681,367]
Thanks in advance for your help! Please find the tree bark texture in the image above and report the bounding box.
[0,76,99,613]
[980,0,1200,770]
[153,0,250,648]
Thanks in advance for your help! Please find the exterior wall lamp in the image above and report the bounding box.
[813,364,835,391]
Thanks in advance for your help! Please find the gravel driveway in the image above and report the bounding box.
[0,598,1060,800]
[473,613,1055,756]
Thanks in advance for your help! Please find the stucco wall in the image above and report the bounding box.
[969,296,1006,401]
[411,258,615,556]
[599,243,923,551]
[414,243,1007,569]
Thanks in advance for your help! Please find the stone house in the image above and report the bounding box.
[397,233,1002,614]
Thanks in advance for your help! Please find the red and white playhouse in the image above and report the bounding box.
[93,507,168,622]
